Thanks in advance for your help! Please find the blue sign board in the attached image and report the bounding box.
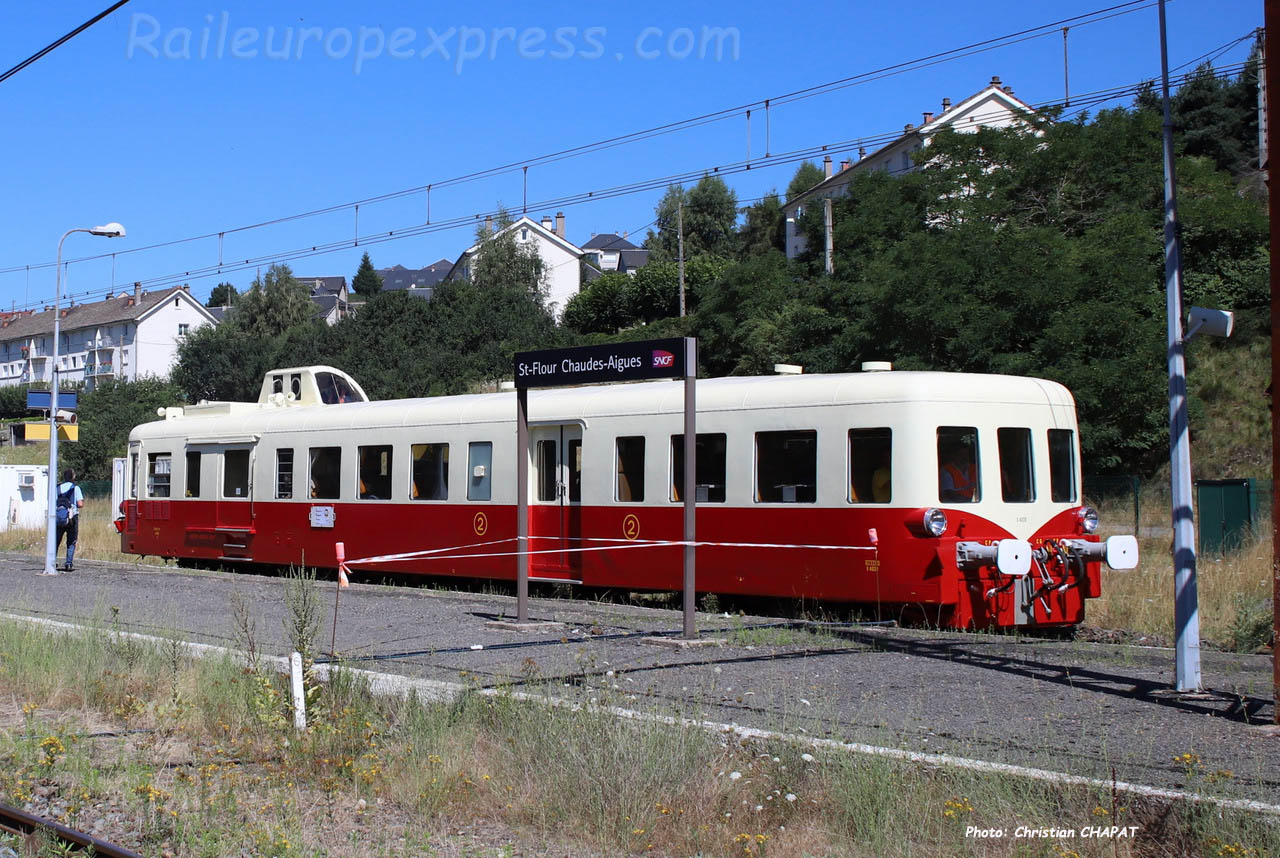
[26,390,77,411]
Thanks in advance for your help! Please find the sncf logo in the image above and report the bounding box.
[652,350,675,368]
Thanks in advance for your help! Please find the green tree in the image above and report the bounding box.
[351,251,384,297]
[171,322,275,403]
[786,161,825,200]
[562,272,634,334]
[469,209,547,301]
[645,176,739,261]
[738,192,785,259]
[235,264,313,339]
[207,282,238,308]
[63,378,185,480]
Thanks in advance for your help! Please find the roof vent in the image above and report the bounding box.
[773,363,803,375]
[861,361,893,372]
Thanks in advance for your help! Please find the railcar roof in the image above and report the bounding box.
[132,372,1074,439]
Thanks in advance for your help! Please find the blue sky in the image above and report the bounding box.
[0,1,1262,308]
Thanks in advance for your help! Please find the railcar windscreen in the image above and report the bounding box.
[997,428,1035,503]
[1048,429,1077,503]
[937,427,980,503]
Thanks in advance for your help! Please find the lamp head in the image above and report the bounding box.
[89,222,126,238]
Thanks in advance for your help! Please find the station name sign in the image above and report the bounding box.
[514,337,692,389]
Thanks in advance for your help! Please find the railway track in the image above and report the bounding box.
[0,801,142,858]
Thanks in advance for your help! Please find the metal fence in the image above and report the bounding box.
[1083,474,1272,548]
[80,479,112,499]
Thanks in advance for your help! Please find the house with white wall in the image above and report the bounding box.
[0,285,217,390]
[446,212,584,317]
[783,76,1036,259]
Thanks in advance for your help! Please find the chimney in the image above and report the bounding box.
[1003,85,1014,95]
[60,308,69,318]
[903,123,915,132]
[922,111,933,124]
[133,281,142,303]
[858,146,867,160]
[555,211,565,238]
[823,155,832,177]
[183,284,190,292]
[483,215,493,234]
[839,159,850,171]
[942,97,951,111]
[541,214,553,232]
[622,230,628,240]
[990,75,1002,88]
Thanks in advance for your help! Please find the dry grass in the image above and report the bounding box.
[1087,488,1274,649]
[0,496,166,567]
[0,617,1275,858]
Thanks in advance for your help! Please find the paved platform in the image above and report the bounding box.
[0,553,1275,805]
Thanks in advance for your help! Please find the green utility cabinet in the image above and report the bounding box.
[1195,479,1254,556]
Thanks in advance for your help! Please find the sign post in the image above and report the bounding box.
[514,338,697,634]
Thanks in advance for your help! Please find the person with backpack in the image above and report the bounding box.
[54,468,84,572]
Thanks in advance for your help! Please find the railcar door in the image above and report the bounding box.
[213,444,255,544]
[529,424,583,580]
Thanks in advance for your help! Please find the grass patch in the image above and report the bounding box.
[0,616,1276,857]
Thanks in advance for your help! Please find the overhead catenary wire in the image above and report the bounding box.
[0,0,1170,284]
[77,63,1248,297]
[0,0,132,86]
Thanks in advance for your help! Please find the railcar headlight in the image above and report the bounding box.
[923,508,948,538]
[1078,506,1099,534]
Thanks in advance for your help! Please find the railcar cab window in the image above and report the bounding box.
[671,433,727,503]
[317,371,364,405]
[185,452,201,497]
[937,427,980,503]
[412,443,449,500]
[849,429,892,504]
[276,449,294,499]
[997,428,1035,502]
[755,430,817,503]
[468,442,493,501]
[130,453,139,499]
[309,447,341,499]
[1048,429,1077,503]
[223,450,250,498]
[616,436,645,502]
[147,453,172,498]
[359,445,393,499]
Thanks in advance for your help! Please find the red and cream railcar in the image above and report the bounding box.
[119,365,1137,629]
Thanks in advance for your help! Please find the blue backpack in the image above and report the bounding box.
[55,485,74,525]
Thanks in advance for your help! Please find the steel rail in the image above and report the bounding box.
[0,801,143,858]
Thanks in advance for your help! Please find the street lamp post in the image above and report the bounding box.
[42,223,125,576]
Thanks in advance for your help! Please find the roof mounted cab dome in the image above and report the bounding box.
[861,361,893,372]
[258,366,369,406]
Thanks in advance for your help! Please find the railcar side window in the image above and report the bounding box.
[755,430,817,503]
[1048,429,1077,503]
[670,433,727,502]
[223,450,250,498]
[568,439,582,502]
[536,440,558,502]
[185,452,201,498]
[616,437,645,502]
[411,443,449,500]
[308,447,341,499]
[997,428,1035,503]
[276,449,294,499]
[849,429,892,504]
[147,453,172,498]
[468,442,493,501]
[359,445,393,499]
[937,427,980,503]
